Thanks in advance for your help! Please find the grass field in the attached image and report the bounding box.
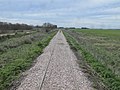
[0,29,57,90]
[64,29,120,90]
[0,30,37,42]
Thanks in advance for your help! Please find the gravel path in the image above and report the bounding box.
[17,31,93,90]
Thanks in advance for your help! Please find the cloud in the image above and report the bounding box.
[0,0,120,29]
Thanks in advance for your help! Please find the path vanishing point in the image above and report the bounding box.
[17,30,93,90]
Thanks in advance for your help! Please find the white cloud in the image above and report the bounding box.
[0,17,43,25]
[0,0,120,28]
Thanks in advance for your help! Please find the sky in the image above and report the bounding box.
[0,0,120,29]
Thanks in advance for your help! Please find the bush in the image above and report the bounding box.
[24,38,32,44]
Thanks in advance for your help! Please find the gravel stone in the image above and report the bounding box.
[17,31,93,90]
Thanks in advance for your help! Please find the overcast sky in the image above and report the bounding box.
[0,0,120,28]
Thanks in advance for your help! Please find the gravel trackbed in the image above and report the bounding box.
[17,31,93,90]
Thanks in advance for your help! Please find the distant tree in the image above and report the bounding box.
[69,27,75,29]
[35,25,42,28]
[58,27,64,29]
[81,27,89,29]
[42,23,57,32]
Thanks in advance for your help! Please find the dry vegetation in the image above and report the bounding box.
[0,29,57,90]
[64,29,120,90]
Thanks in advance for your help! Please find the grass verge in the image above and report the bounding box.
[64,31,120,90]
[0,31,56,90]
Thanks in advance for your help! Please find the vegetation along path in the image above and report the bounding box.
[17,30,93,90]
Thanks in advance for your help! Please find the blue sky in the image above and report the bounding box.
[0,0,120,28]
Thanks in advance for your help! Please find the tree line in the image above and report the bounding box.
[0,21,57,33]
[0,22,33,30]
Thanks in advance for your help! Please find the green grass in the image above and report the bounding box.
[67,29,120,76]
[0,31,56,90]
[0,31,45,54]
[64,30,120,90]
[76,29,120,37]
[0,30,36,42]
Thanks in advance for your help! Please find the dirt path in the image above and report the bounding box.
[17,31,93,90]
